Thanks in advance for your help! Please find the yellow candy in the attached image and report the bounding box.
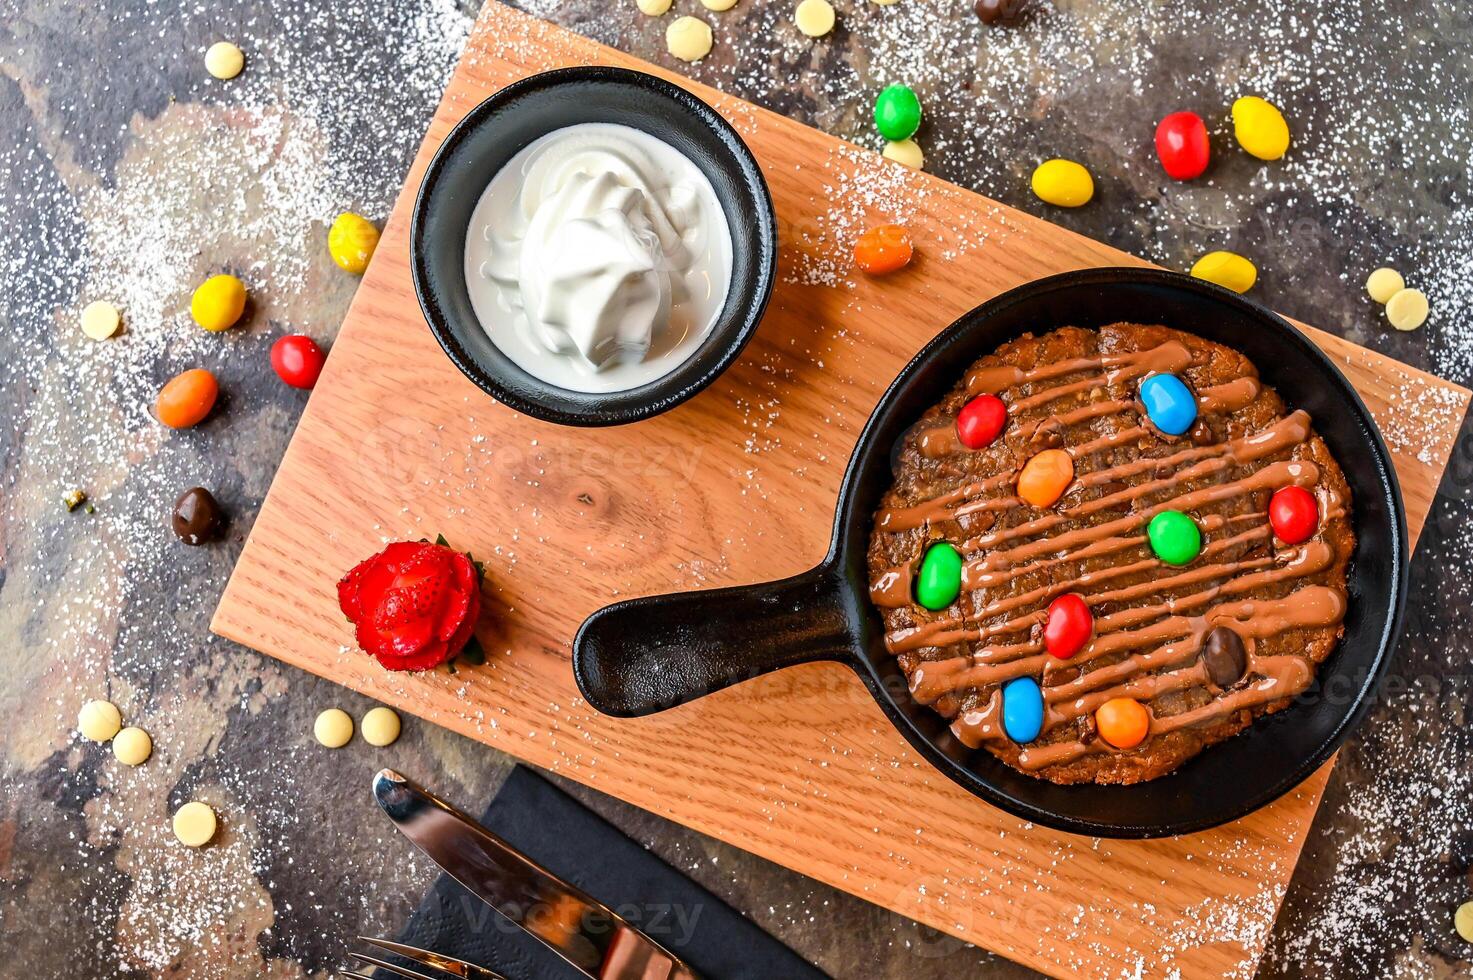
[882,138,924,170]
[1191,250,1257,294]
[1365,267,1404,305]
[1031,159,1093,208]
[328,212,381,275]
[190,274,247,332]
[1385,287,1429,331]
[1456,901,1473,943]
[172,801,217,847]
[1232,96,1290,161]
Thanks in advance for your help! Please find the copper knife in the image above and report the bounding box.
[372,769,703,980]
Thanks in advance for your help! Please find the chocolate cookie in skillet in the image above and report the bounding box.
[866,322,1355,785]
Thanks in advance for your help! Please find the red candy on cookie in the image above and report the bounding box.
[338,540,481,671]
[1044,592,1092,659]
[956,394,1008,450]
[1269,485,1319,544]
[1155,111,1210,180]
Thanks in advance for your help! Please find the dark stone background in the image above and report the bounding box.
[1,0,1471,977]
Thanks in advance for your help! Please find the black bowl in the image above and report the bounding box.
[411,67,778,426]
[574,268,1409,838]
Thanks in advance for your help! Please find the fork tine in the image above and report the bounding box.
[349,951,443,980]
[337,972,377,980]
[358,936,505,979]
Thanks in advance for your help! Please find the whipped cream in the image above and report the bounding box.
[464,123,733,393]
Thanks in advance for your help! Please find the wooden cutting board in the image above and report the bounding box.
[213,3,1469,976]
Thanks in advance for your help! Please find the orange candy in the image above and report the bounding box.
[853,224,913,275]
[1095,697,1150,749]
[156,369,219,429]
[1016,449,1074,507]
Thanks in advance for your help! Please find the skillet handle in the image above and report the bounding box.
[573,563,857,718]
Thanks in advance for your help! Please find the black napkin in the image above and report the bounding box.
[381,765,828,980]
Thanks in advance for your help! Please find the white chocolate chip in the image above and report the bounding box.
[795,0,836,36]
[1457,901,1473,943]
[78,699,122,742]
[112,727,152,766]
[883,138,925,169]
[361,706,402,747]
[1385,287,1429,331]
[81,301,122,340]
[205,41,244,80]
[1365,267,1404,305]
[172,801,218,847]
[636,0,671,14]
[701,0,738,9]
[314,708,353,748]
[666,16,713,61]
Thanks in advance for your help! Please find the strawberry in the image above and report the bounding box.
[336,540,484,672]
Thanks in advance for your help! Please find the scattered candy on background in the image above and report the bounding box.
[78,699,123,743]
[190,273,247,332]
[1030,157,1093,207]
[1386,286,1430,332]
[314,707,354,748]
[794,0,836,38]
[1190,250,1257,293]
[1231,95,1291,161]
[80,299,122,340]
[666,15,714,61]
[1365,266,1404,304]
[112,726,153,766]
[327,211,380,274]
[881,137,923,169]
[155,368,219,429]
[172,801,218,848]
[361,706,402,747]
[270,333,327,388]
[1154,110,1210,180]
[204,40,245,80]
[873,84,922,142]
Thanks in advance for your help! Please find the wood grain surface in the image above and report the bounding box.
[212,4,1470,976]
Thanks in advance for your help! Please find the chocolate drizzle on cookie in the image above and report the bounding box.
[866,324,1354,784]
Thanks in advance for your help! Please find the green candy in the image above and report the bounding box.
[1147,510,1201,566]
[915,542,963,610]
[874,84,922,142]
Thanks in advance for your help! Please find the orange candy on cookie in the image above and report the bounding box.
[1095,697,1150,749]
[853,224,913,275]
[1017,449,1074,507]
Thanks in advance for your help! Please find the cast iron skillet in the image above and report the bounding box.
[573,268,1408,838]
[411,66,778,427]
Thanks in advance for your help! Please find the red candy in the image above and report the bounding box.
[1044,593,1092,659]
[271,334,327,389]
[957,394,1008,450]
[1155,111,1210,180]
[1269,485,1319,544]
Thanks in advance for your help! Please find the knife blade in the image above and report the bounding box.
[372,769,702,980]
